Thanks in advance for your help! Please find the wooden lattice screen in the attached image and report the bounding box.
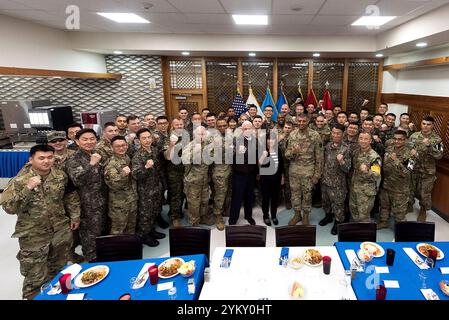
[347,62,379,114]
[312,62,344,106]
[178,101,198,115]
[169,60,203,89]
[277,61,309,106]
[206,61,238,115]
[243,61,274,105]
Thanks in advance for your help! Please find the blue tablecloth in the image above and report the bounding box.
[35,254,206,300]
[0,150,29,178]
[335,242,449,300]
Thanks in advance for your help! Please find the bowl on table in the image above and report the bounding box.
[178,260,196,277]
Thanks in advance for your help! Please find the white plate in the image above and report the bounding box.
[416,243,445,260]
[360,242,385,258]
[303,250,323,267]
[74,265,109,288]
[158,258,185,279]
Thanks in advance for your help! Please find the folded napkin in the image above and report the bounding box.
[66,293,85,300]
[48,264,83,295]
[403,248,429,270]
[279,247,289,265]
[421,289,440,300]
[132,262,155,289]
[345,249,363,272]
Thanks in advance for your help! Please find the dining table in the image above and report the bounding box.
[34,254,207,300]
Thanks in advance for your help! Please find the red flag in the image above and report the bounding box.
[304,88,318,107]
[322,89,333,111]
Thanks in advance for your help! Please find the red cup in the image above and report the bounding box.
[58,274,72,294]
[323,256,331,275]
[428,250,438,266]
[149,265,158,285]
[376,285,387,300]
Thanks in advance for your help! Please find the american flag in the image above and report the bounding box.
[232,90,248,117]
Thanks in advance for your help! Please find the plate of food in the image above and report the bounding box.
[439,280,449,297]
[158,257,185,279]
[360,242,385,258]
[74,265,109,288]
[416,243,445,260]
[288,257,304,269]
[303,249,323,266]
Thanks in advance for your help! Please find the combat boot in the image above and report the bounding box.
[157,213,169,229]
[302,212,310,225]
[377,221,389,230]
[288,211,302,226]
[417,208,427,222]
[318,212,333,226]
[331,220,339,235]
[143,235,159,247]
[215,215,225,231]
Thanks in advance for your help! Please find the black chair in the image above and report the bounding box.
[169,227,211,262]
[394,221,435,242]
[275,225,316,247]
[225,225,266,247]
[95,235,143,262]
[337,222,377,242]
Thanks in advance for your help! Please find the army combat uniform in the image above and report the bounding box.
[104,154,137,234]
[182,140,211,226]
[66,150,108,262]
[410,131,443,220]
[285,128,323,225]
[94,137,114,166]
[379,144,416,225]
[321,141,351,223]
[0,168,72,300]
[349,148,382,222]
[132,146,163,241]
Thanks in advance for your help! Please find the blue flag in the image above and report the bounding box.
[260,87,277,121]
[276,86,288,114]
[232,90,247,117]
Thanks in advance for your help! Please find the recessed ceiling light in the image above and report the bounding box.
[181,51,190,56]
[248,52,256,57]
[232,15,268,25]
[376,53,384,57]
[416,42,427,47]
[313,53,320,57]
[351,16,396,26]
[97,12,150,23]
[113,50,123,54]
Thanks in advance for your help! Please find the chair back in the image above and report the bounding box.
[275,225,316,247]
[95,235,143,262]
[225,225,267,247]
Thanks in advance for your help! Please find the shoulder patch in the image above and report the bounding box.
[370,158,381,174]
[433,142,443,152]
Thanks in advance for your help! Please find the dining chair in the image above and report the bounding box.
[225,225,266,247]
[95,234,143,262]
[275,225,316,247]
[337,222,377,242]
[394,221,435,242]
[169,227,211,262]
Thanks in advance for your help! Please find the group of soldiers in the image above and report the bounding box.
[1,101,444,300]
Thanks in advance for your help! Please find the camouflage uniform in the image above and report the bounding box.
[66,150,108,262]
[104,154,137,234]
[350,148,382,222]
[182,140,211,226]
[380,145,416,223]
[309,123,331,146]
[0,168,72,300]
[163,135,185,223]
[95,138,114,166]
[278,131,292,208]
[322,142,351,222]
[410,132,443,214]
[132,146,163,237]
[285,128,323,223]
[211,135,232,219]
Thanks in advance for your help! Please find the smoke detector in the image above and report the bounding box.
[142,2,153,10]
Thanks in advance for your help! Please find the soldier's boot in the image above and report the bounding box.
[143,235,159,247]
[318,212,333,226]
[285,199,292,210]
[302,212,310,225]
[417,208,427,222]
[331,220,340,235]
[149,229,166,239]
[377,221,389,230]
[288,211,302,226]
[157,213,169,229]
[215,215,225,231]
[200,215,215,226]
[172,219,182,227]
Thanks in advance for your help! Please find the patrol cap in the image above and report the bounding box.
[47,131,67,142]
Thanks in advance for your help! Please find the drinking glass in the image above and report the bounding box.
[418,271,428,289]
[168,286,177,300]
[40,282,52,295]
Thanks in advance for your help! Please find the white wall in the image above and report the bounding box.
[0,15,106,73]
